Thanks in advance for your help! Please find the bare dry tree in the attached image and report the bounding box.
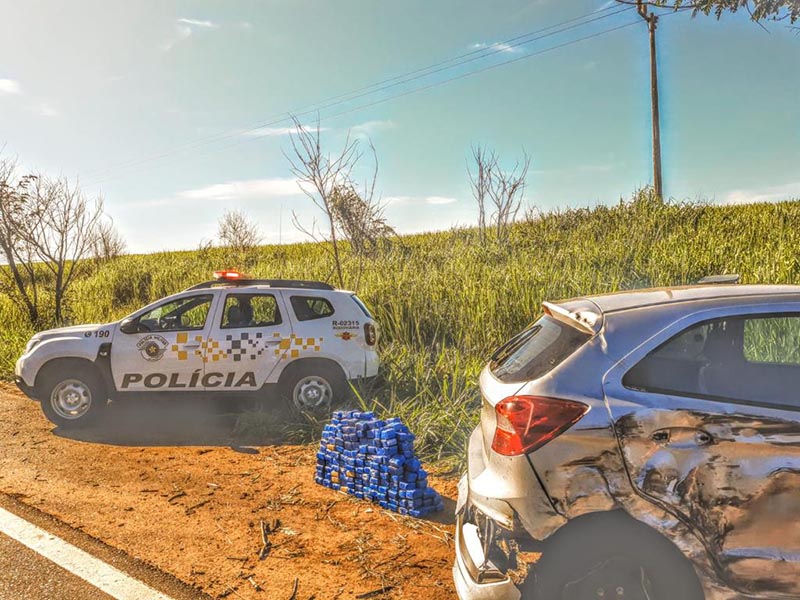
[92,216,127,261]
[330,184,395,255]
[0,158,41,324]
[488,152,530,244]
[19,175,104,323]
[218,209,262,265]
[0,157,103,325]
[468,145,531,246]
[285,115,383,288]
[468,145,495,246]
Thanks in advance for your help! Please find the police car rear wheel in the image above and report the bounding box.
[280,362,348,414]
[40,367,106,428]
[292,375,334,412]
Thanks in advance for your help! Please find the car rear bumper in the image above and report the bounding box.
[453,509,522,600]
[453,427,567,599]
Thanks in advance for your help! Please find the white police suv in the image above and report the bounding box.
[15,271,379,428]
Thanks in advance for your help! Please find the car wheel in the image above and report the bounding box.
[39,366,107,428]
[526,512,705,600]
[281,364,347,414]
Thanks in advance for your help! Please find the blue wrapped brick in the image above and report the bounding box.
[315,410,445,517]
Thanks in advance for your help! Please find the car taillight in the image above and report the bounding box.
[491,396,589,456]
[364,322,377,346]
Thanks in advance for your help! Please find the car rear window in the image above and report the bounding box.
[291,296,335,321]
[490,315,591,383]
[351,295,373,318]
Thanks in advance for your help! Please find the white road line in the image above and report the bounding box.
[0,507,174,600]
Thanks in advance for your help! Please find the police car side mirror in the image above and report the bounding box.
[120,318,143,334]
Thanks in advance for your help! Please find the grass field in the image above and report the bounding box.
[2,189,799,468]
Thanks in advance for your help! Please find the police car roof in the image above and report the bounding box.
[184,279,336,292]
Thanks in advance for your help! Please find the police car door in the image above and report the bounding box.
[112,293,215,392]
[206,291,293,391]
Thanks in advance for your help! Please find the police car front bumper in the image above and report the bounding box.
[14,356,37,398]
[14,375,37,400]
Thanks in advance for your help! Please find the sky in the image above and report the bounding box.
[1,0,798,253]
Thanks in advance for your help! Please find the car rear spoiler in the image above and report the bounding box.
[542,301,601,335]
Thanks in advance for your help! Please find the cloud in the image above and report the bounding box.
[385,195,458,206]
[350,120,396,136]
[177,18,219,29]
[241,125,328,138]
[0,78,22,95]
[35,102,59,117]
[471,42,519,54]
[176,178,304,201]
[130,178,305,209]
[723,181,800,205]
[426,196,458,205]
[239,121,392,139]
[163,18,220,51]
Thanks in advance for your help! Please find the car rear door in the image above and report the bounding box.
[603,304,800,597]
[205,290,293,391]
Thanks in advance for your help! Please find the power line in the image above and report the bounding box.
[90,20,639,185]
[86,18,641,187]
[198,20,644,164]
[82,5,633,184]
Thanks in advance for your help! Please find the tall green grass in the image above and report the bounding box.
[3,190,799,467]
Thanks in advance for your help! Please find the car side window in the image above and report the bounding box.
[743,316,800,365]
[291,296,334,321]
[221,294,282,329]
[624,314,800,409]
[137,294,213,332]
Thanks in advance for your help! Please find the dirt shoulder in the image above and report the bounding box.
[0,383,458,599]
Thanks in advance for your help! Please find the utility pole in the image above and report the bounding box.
[636,0,663,199]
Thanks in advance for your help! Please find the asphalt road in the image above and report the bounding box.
[0,493,210,600]
[0,531,115,600]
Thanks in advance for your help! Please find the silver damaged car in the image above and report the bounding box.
[453,284,799,600]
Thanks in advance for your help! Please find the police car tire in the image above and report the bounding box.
[525,511,704,600]
[280,363,348,414]
[38,364,107,429]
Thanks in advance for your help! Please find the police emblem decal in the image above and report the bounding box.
[137,334,169,362]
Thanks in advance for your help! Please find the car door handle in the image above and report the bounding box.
[264,340,282,346]
[183,343,201,349]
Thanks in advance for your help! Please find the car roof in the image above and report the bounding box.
[228,284,350,294]
[184,279,340,293]
[574,284,800,314]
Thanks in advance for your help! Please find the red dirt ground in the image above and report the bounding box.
[0,383,459,599]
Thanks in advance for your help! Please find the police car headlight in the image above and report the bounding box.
[24,338,41,354]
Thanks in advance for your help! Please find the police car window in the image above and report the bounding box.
[221,294,282,329]
[138,295,212,331]
[291,296,334,321]
[624,315,800,409]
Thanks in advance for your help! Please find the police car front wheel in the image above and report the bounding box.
[39,365,107,428]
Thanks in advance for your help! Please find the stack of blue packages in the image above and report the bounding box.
[315,410,445,517]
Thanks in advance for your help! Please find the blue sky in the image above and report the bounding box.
[1,1,798,253]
